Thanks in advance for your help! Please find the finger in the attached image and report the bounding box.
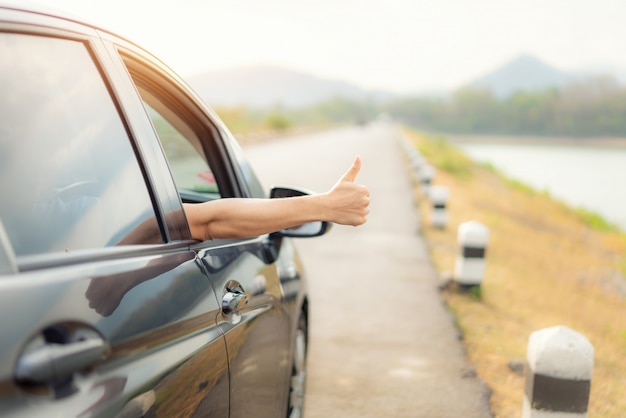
[340,156,361,183]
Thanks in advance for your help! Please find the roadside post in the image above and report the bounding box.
[429,185,449,229]
[420,164,436,196]
[411,152,425,173]
[454,221,489,288]
[398,136,425,186]
[523,326,594,418]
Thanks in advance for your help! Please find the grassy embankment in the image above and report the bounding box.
[404,129,626,418]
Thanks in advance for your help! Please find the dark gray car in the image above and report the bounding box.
[0,3,326,417]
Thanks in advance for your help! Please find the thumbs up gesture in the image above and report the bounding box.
[324,156,370,226]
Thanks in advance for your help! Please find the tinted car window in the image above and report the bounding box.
[222,127,267,198]
[0,33,159,258]
[145,102,220,200]
[123,56,231,202]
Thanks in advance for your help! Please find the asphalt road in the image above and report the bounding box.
[243,123,493,418]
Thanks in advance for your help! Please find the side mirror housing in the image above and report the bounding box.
[269,186,333,238]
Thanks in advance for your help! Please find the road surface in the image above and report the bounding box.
[243,123,493,418]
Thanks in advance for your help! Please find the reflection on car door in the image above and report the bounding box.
[0,250,230,417]
[197,238,292,418]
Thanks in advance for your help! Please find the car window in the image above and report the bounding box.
[118,53,231,205]
[220,126,267,199]
[144,101,220,201]
[0,33,160,259]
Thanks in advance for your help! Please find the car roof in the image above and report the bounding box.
[1,1,102,28]
[0,1,142,48]
[0,1,166,68]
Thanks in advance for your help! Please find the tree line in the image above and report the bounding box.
[215,76,626,138]
[388,76,626,137]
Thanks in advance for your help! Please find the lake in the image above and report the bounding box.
[448,137,626,230]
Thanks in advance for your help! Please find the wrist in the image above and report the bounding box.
[306,193,333,223]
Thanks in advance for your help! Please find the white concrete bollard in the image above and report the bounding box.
[454,221,489,286]
[419,164,436,195]
[429,185,449,229]
[523,326,594,418]
[410,152,425,171]
[399,136,413,154]
[410,154,426,184]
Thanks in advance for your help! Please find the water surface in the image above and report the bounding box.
[453,140,626,230]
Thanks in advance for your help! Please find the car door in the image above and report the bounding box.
[110,42,295,417]
[0,19,229,418]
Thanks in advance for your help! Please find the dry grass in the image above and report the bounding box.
[404,130,626,418]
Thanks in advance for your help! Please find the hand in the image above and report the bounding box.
[85,273,130,317]
[324,156,370,226]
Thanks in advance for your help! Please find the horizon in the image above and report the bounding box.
[187,54,626,101]
[28,0,626,94]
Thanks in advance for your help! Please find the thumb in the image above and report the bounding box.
[340,156,362,183]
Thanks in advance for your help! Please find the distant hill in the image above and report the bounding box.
[469,55,573,97]
[184,57,626,107]
[185,65,395,108]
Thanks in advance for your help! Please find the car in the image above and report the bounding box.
[0,3,329,417]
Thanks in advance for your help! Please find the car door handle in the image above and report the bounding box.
[222,290,248,314]
[221,280,248,315]
[15,337,107,385]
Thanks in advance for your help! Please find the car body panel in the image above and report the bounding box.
[0,249,229,417]
[195,238,291,417]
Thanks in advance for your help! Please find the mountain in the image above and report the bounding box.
[469,55,573,97]
[185,65,394,108]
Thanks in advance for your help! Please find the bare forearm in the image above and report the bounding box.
[184,196,327,241]
[184,156,369,241]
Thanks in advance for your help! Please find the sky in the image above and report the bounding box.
[26,0,626,94]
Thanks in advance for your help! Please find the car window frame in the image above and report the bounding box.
[121,55,240,199]
[111,41,292,252]
[105,39,274,241]
[112,54,284,262]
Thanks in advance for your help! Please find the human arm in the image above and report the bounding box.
[184,156,369,241]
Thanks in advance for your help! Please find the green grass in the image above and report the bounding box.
[415,134,474,179]
[575,207,621,232]
[405,128,626,417]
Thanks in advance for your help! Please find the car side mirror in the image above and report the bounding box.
[269,186,333,238]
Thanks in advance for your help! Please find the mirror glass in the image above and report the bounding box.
[281,221,324,237]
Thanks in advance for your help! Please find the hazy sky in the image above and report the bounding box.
[29,0,626,93]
